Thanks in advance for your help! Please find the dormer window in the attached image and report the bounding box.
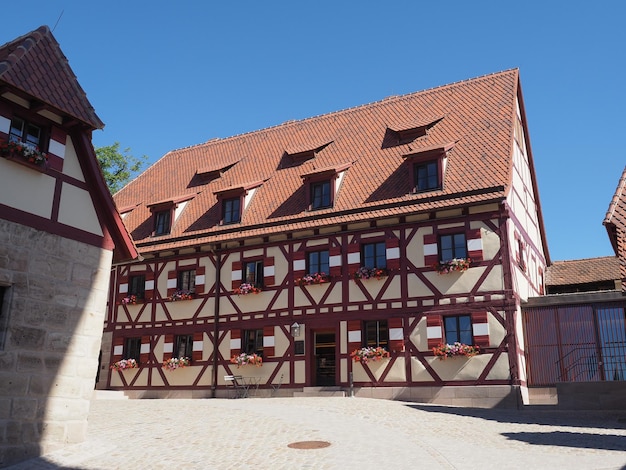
[311,180,331,209]
[301,162,351,211]
[154,210,171,235]
[223,197,241,224]
[414,160,440,192]
[404,141,456,194]
[385,116,444,146]
[283,141,333,166]
[214,181,263,225]
[147,193,196,237]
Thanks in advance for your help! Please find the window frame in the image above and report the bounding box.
[153,209,172,236]
[174,334,194,358]
[444,315,473,345]
[9,116,46,151]
[310,179,332,210]
[307,250,330,275]
[128,274,146,299]
[363,320,389,349]
[362,241,387,269]
[438,233,467,262]
[413,160,441,192]
[244,260,264,288]
[124,337,142,362]
[222,196,241,224]
[177,269,196,293]
[242,329,264,356]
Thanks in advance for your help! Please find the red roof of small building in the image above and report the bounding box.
[113,69,546,256]
[0,25,103,129]
[545,257,620,286]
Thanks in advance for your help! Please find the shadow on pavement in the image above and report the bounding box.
[502,431,626,452]
[404,404,626,431]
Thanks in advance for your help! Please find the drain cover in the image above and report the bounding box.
[288,441,331,449]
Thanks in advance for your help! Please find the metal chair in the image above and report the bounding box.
[225,375,249,398]
[271,373,284,397]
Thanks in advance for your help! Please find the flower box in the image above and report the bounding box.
[169,290,194,301]
[434,258,471,274]
[432,342,479,359]
[230,352,263,368]
[0,140,48,169]
[121,295,137,305]
[295,272,330,286]
[162,357,191,370]
[110,358,139,370]
[233,283,262,295]
[353,267,388,280]
[350,346,390,364]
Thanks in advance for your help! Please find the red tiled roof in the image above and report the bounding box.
[0,26,103,129]
[114,70,525,253]
[545,257,620,286]
[603,166,626,290]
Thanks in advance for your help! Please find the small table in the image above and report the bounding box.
[242,377,261,396]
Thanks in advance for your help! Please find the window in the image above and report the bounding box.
[223,197,241,224]
[154,210,171,236]
[364,320,388,348]
[175,334,193,358]
[307,250,329,275]
[439,233,467,261]
[414,160,440,192]
[518,239,526,271]
[444,315,473,345]
[177,269,196,292]
[243,329,263,356]
[129,275,145,299]
[9,117,43,150]
[362,242,386,269]
[244,260,264,288]
[124,337,142,362]
[0,286,9,350]
[311,180,331,209]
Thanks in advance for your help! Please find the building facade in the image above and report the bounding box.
[101,69,549,408]
[0,27,136,466]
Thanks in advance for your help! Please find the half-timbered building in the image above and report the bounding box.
[101,69,549,407]
[0,26,136,466]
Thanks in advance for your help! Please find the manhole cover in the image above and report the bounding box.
[288,441,331,449]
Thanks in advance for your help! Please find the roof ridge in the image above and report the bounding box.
[164,69,520,155]
[603,165,626,225]
[552,256,618,263]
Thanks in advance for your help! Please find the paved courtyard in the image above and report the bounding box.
[7,397,626,469]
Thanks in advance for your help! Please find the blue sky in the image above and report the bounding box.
[3,1,624,262]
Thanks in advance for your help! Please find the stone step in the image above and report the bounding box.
[293,387,346,398]
[93,389,129,400]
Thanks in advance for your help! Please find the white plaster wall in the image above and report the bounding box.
[58,184,104,236]
[0,159,55,218]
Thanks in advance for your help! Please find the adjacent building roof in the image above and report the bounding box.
[603,166,626,291]
[114,69,539,254]
[0,25,103,129]
[546,257,620,286]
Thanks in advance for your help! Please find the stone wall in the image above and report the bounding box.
[0,220,112,467]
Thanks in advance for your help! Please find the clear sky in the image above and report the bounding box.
[3,1,624,262]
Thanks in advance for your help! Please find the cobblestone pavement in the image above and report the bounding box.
[7,397,626,470]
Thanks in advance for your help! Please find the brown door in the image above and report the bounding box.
[313,330,336,386]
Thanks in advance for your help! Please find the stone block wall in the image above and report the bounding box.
[0,220,112,466]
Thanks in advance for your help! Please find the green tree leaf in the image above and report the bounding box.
[95,142,147,193]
